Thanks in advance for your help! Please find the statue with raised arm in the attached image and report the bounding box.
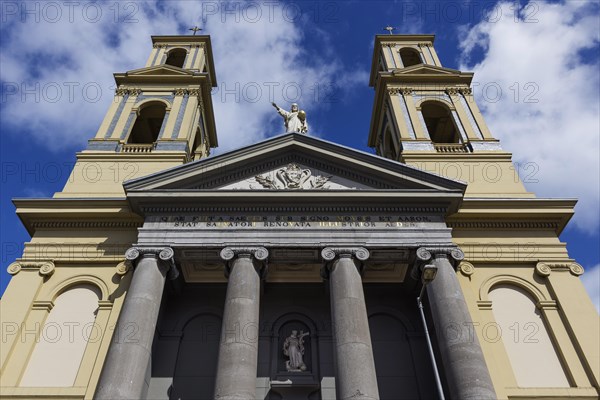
[272,102,308,134]
[283,330,310,371]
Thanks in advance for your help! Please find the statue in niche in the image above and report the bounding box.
[272,102,308,134]
[254,163,330,189]
[283,330,310,372]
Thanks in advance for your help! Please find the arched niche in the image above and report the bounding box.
[488,283,570,388]
[270,312,319,385]
[165,48,187,68]
[368,308,436,399]
[20,284,101,387]
[169,313,222,400]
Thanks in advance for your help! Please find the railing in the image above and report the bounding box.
[121,143,156,153]
[433,143,471,153]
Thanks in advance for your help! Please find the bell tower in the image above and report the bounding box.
[368,35,532,197]
[57,35,218,197]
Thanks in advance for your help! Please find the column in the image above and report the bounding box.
[95,247,176,400]
[416,247,496,400]
[321,247,379,400]
[214,247,268,400]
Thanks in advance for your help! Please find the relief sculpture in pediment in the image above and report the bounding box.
[254,163,331,189]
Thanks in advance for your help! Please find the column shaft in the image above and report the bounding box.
[214,255,261,399]
[95,253,168,400]
[427,253,496,400]
[329,255,379,400]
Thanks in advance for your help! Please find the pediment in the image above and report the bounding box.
[125,134,466,194]
[394,65,461,75]
[124,65,194,77]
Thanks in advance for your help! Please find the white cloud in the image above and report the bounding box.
[0,1,366,153]
[458,1,600,232]
[581,264,600,314]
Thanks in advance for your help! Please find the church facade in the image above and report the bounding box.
[1,34,598,400]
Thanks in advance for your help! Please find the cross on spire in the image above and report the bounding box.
[384,25,396,35]
[189,26,202,35]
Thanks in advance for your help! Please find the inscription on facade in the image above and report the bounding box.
[153,215,437,229]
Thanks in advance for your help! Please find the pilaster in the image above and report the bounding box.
[535,262,599,388]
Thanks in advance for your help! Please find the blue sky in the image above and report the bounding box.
[1,0,599,310]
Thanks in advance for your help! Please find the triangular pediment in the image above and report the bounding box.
[124,65,194,77]
[125,134,466,194]
[394,65,461,75]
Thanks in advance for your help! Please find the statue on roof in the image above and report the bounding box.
[272,102,308,134]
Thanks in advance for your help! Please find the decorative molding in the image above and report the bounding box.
[31,221,142,229]
[254,163,331,190]
[415,247,465,263]
[445,88,460,96]
[535,262,584,277]
[459,88,473,96]
[7,260,55,276]
[129,88,142,96]
[537,300,558,310]
[458,261,475,276]
[188,88,201,97]
[417,42,431,47]
[190,154,396,190]
[477,300,493,310]
[387,88,400,95]
[116,87,129,96]
[219,246,269,279]
[115,261,130,276]
[321,247,370,261]
[534,262,551,277]
[321,247,369,278]
[32,300,55,311]
[141,205,447,214]
[124,247,179,280]
[478,274,548,303]
[174,88,189,96]
[447,221,560,230]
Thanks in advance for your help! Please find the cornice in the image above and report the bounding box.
[13,198,142,235]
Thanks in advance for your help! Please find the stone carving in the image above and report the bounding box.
[124,247,179,280]
[7,261,55,276]
[272,102,308,133]
[254,164,331,190]
[535,262,584,277]
[458,261,475,276]
[283,330,310,372]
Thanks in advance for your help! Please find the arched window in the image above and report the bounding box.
[165,48,187,68]
[399,48,422,68]
[489,284,569,387]
[128,102,167,144]
[420,101,460,143]
[20,285,101,387]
